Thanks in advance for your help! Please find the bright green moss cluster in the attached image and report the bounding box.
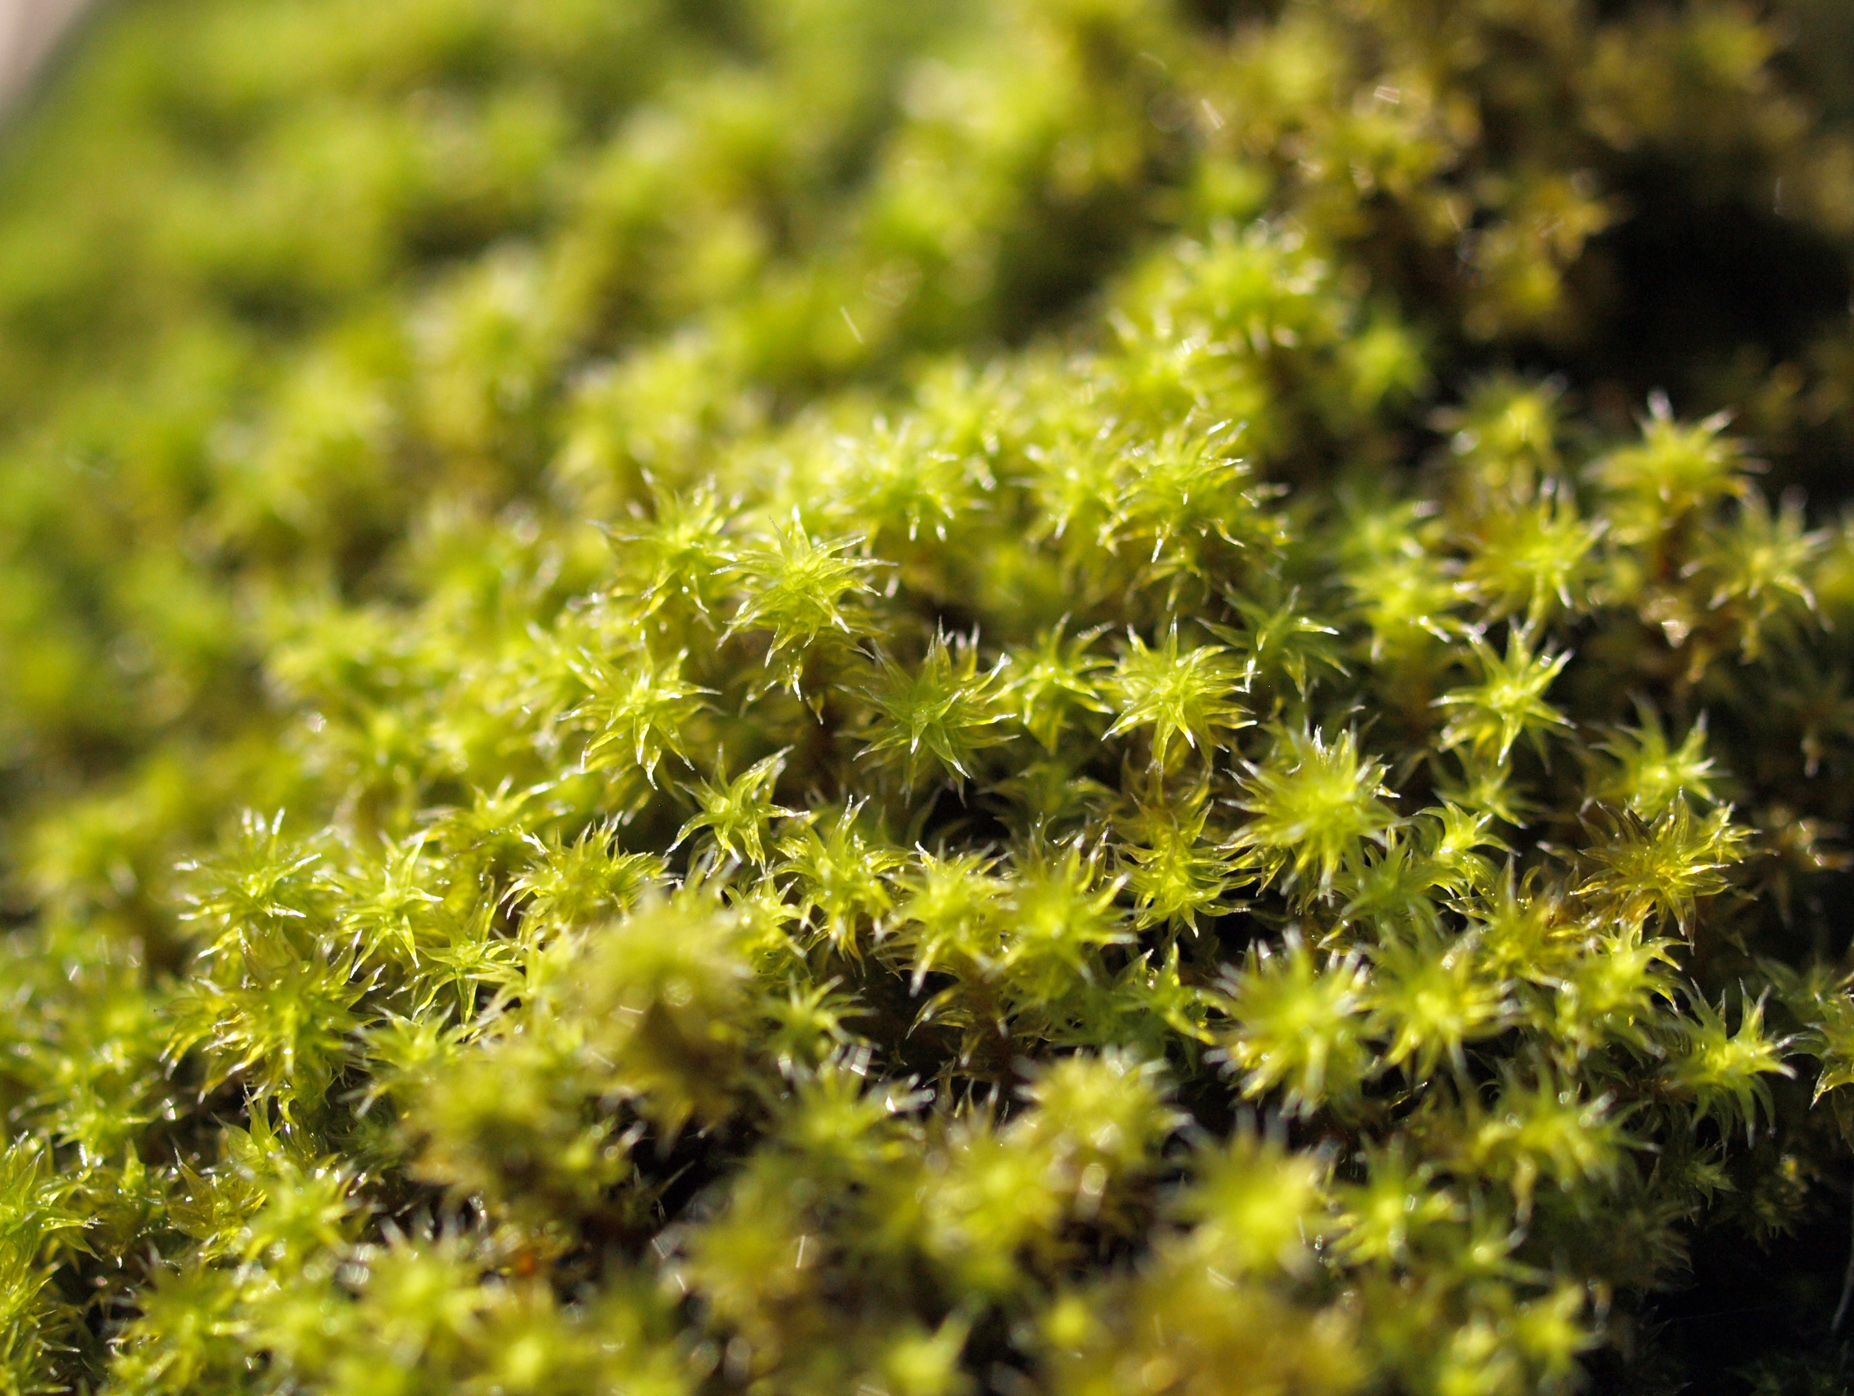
[9,1,1854,1392]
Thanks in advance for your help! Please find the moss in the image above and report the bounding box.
[6,0,1854,1392]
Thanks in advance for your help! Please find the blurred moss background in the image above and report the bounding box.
[0,0,1852,946]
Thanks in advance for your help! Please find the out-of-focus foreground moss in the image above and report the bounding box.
[10,0,1854,1391]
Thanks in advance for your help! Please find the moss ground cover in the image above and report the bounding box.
[10,0,1854,1391]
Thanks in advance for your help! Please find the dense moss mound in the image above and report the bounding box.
[12,1,1854,1391]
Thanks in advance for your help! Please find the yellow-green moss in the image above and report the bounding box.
[5,1,1854,1392]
